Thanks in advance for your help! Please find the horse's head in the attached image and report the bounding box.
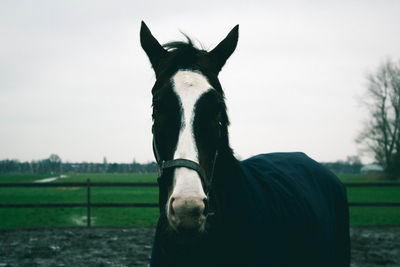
[140,22,238,234]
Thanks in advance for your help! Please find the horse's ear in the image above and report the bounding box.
[209,25,239,73]
[140,21,168,71]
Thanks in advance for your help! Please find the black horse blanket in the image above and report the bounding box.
[151,152,350,267]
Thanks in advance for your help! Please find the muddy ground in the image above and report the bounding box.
[0,227,399,267]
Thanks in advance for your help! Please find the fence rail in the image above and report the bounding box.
[0,179,159,227]
[345,183,400,206]
[0,180,399,227]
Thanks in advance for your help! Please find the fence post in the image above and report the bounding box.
[87,179,91,227]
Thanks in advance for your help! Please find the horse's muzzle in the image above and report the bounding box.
[167,196,207,232]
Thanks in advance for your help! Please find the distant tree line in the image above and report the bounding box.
[0,154,158,174]
[0,154,368,175]
[321,156,363,174]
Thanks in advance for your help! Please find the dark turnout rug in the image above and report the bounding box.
[0,227,399,267]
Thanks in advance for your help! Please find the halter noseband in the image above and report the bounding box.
[152,136,218,217]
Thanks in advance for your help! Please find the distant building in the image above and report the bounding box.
[360,164,384,173]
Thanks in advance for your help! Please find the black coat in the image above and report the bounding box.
[150,152,350,267]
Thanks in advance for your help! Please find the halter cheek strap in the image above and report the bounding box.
[152,138,212,192]
[152,137,218,217]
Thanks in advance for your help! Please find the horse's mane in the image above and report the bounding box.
[162,33,204,52]
[155,35,212,86]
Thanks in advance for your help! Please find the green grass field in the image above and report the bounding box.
[339,173,400,226]
[0,173,399,229]
[0,173,159,228]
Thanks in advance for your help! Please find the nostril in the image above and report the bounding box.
[203,198,208,215]
[169,197,175,215]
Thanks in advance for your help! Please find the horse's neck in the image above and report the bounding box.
[209,150,254,266]
[213,149,247,219]
[214,148,241,188]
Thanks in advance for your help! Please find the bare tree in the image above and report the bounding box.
[357,59,400,177]
[48,154,62,174]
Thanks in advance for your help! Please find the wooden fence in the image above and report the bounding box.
[0,180,399,227]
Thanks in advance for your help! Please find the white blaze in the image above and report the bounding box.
[170,70,212,199]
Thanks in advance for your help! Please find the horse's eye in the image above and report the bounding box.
[216,111,223,124]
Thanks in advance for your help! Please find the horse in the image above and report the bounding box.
[140,21,350,267]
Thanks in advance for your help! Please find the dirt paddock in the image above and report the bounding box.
[0,227,399,267]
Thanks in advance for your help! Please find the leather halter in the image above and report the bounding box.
[152,136,218,217]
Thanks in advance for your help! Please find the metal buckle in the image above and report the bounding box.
[159,160,165,176]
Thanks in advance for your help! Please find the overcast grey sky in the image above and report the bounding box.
[1,0,400,163]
